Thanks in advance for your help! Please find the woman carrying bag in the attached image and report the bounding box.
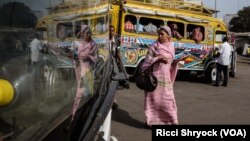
[141,26,178,126]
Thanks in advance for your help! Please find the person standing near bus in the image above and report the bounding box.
[109,25,119,56]
[110,25,119,109]
[141,26,178,126]
[30,33,43,67]
[214,37,233,87]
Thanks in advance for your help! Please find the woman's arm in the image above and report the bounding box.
[156,43,175,63]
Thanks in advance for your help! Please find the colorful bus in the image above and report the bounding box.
[109,0,237,82]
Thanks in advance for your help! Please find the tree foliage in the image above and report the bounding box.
[229,6,250,32]
[0,2,37,28]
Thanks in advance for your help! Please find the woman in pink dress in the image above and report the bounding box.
[71,26,97,120]
[141,26,178,126]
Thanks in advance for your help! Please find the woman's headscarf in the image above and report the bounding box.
[80,25,92,35]
[159,26,172,38]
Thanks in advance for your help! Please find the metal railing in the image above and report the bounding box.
[126,0,213,16]
[49,0,109,13]
[49,0,213,16]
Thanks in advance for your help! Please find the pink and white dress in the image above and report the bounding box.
[141,40,178,125]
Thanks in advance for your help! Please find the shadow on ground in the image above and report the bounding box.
[112,108,148,129]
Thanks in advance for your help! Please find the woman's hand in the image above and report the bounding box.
[172,58,182,64]
[155,56,168,64]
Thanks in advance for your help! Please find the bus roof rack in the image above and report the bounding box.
[49,0,109,13]
[126,0,214,16]
[49,0,214,16]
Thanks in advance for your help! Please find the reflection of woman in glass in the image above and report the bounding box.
[72,26,97,120]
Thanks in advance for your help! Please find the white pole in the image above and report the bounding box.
[215,0,217,18]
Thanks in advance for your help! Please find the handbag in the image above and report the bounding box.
[135,65,157,92]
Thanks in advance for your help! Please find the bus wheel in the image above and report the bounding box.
[205,64,217,83]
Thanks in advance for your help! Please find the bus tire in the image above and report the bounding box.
[205,64,217,83]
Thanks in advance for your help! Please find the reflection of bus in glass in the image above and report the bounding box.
[34,1,117,141]
[108,0,236,82]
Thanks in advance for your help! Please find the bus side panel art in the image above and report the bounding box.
[121,33,212,70]
[174,41,213,70]
[120,36,155,67]
[120,35,214,72]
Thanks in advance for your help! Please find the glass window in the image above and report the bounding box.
[93,16,108,34]
[124,15,136,32]
[215,31,227,43]
[75,20,88,38]
[136,17,164,35]
[167,21,184,39]
[187,24,205,42]
[56,22,73,39]
[48,24,55,38]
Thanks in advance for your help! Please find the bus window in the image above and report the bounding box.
[168,21,184,39]
[124,15,136,32]
[215,31,227,43]
[56,22,73,40]
[47,24,54,38]
[93,16,107,34]
[187,24,204,43]
[104,15,109,32]
[75,20,88,38]
[137,17,164,35]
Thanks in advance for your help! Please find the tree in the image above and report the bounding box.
[0,2,37,28]
[229,6,250,32]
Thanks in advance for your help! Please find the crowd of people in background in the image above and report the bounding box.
[124,18,203,43]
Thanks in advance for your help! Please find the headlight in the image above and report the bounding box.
[0,79,14,106]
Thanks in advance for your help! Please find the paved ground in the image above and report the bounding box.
[111,55,250,141]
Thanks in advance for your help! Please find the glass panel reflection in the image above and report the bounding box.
[0,0,111,141]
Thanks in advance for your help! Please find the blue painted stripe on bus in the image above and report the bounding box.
[184,61,202,68]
